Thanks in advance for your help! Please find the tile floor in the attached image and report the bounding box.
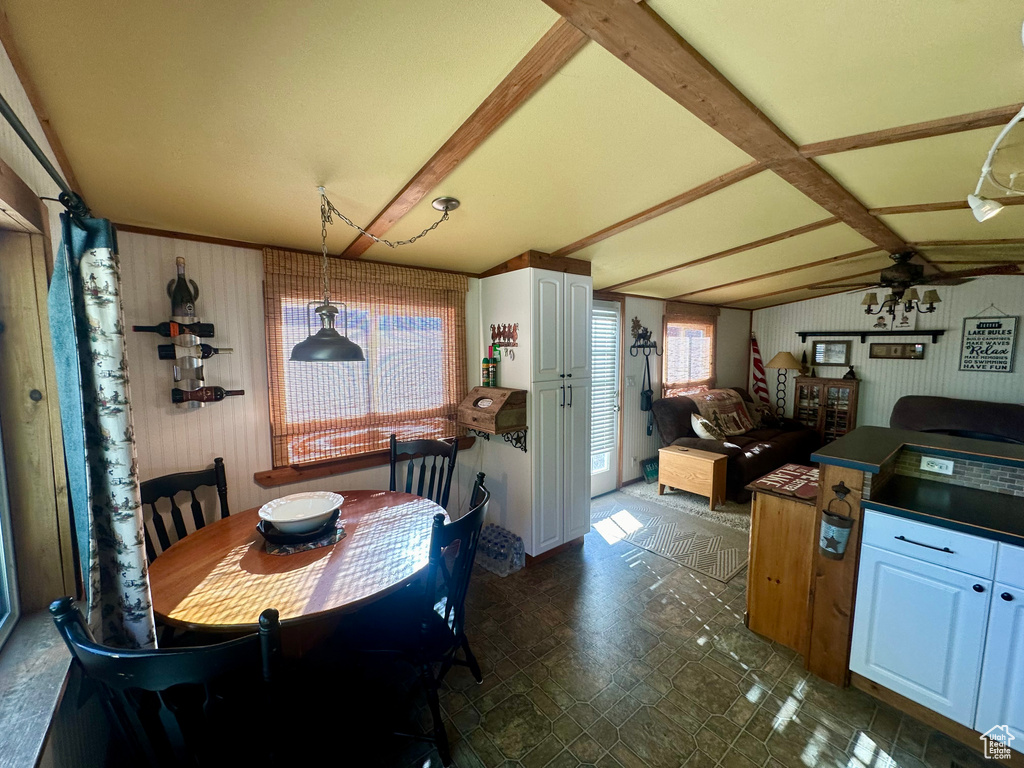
[386,505,996,768]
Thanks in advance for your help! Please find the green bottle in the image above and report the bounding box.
[482,354,491,386]
[488,346,497,388]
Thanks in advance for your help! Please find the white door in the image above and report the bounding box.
[564,274,592,379]
[975,584,1024,749]
[531,380,565,555]
[851,544,992,726]
[590,300,620,497]
[563,378,591,540]
[533,272,563,381]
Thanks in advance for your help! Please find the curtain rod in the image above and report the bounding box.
[0,89,89,216]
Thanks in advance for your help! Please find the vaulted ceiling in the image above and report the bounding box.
[3,0,1023,308]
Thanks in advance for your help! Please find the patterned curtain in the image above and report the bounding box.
[48,213,155,648]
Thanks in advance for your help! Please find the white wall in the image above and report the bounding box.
[751,276,1024,427]
[620,297,751,482]
[119,231,483,514]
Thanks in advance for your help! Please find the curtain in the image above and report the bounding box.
[48,213,154,648]
[663,302,720,398]
[263,248,469,467]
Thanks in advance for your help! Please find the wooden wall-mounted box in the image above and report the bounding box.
[457,387,527,434]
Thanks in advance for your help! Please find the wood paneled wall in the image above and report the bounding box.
[750,276,1024,426]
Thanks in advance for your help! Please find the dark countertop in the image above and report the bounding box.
[864,474,1024,547]
[811,426,1024,474]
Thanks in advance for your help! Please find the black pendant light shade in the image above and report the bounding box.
[290,301,365,362]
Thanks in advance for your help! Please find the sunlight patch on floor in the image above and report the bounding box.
[593,509,644,544]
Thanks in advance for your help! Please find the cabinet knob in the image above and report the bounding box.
[973,584,985,593]
[1002,592,1014,602]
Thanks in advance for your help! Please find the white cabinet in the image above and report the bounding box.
[975,584,1024,747]
[562,378,591,542]
[533,270,591,381]
[851,543,991,726]
[532,380,565,553]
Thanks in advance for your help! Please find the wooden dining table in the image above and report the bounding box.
[149,489,447,633]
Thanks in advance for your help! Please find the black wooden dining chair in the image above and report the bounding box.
[389,434,459,510]
[335,473,489,766]
[140,457,229,563]
[50,596,281,768]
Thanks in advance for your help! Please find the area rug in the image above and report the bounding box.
[591,491,749,583]
[620,480,752,532]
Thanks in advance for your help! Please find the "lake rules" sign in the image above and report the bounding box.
[959,316,1018,373]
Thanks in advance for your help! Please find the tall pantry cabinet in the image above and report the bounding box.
[478,267,591,557]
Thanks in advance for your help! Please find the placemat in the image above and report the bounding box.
[262,517,346,555]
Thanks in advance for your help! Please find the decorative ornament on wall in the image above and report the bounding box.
[959,304,1018,373]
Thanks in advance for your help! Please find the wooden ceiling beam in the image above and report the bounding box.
[603,217,838,292]
[669,246,881,300]
[540,0,907,254]
[551,162,762,257]
[870,196,1024,216]
[910,238,1024,247]
[800,103,1024,158]
[339,19,588,258]
[703,266,883,306]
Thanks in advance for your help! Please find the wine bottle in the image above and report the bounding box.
[158,343,232,360]
[171,386,244,403]
[133,321,214,338]
[169,257,197,317]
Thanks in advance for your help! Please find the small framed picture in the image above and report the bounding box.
[812,340,851,366]
[869,343,925,360]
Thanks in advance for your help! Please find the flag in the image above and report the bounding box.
[751,335,769,404]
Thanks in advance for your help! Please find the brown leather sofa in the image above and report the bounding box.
[651,388,820,501]
[890,395,1024,445]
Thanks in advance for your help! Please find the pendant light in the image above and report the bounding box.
[290,187,460,362]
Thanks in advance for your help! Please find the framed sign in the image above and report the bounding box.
[812,340,851,366]
[870,343,925,360]
[959,316,1018,373]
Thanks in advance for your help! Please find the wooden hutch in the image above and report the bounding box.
[794,377,859,443]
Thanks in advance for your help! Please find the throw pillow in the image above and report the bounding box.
[691,412,727,440]
[748,400,780,429]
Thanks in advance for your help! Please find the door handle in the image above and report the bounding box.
[568,384,573,408]
[894,535,953,554]
[560,385,565,408]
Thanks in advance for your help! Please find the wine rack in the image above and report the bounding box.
[132,257,241,408]
[794,377,859,444]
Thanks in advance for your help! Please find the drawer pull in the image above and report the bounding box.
[1002,592,1014,602]
[973,584,986,593]
[894,535,953,554]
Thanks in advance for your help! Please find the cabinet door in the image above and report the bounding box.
[975,584,1024,748]
[851,544,992,726]
[563,274,592,379]
[563,378,591,541]
[531,380,565,555]
[533,272,563,381]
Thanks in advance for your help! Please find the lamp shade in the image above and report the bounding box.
[903,287,920,303]
[967,194,1004,222]
[861,292,879,306]
[921,289,941,305]
[765,351,803,371]
[290,328,365,362]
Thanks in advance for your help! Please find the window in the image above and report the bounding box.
[663,303,719,397]
[263,249,468,467]
[0,418,18,651]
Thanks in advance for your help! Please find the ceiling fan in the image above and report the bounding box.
[811,251,1022,299]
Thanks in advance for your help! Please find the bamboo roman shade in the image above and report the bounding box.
[663,303,719,398]
[264,248,468,467]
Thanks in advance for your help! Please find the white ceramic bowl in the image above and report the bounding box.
[258,491,344,534]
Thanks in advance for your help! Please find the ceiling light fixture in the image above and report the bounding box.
[967,21,1024,222]
[290,187,461,362]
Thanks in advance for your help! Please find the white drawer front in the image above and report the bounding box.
[862,510,997,579]
[995,542,1024,591]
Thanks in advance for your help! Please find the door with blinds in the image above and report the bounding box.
[591,300,620,497]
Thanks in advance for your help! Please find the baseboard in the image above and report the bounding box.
[526,537,584,565]
[620,477,644,488]
[850,673,1024,766]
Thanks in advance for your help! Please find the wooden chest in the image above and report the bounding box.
[457,387,527,435]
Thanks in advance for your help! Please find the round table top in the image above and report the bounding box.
[149,490,445,631]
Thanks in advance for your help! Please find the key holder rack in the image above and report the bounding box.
[628,317,662,358]
[490,323,519,360]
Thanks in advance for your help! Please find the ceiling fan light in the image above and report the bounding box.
[861,292,879,306]
[903,287,921,303]
[921,289,941,305]
[967,194,1004,222]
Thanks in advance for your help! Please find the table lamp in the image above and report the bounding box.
[766,351,803,417]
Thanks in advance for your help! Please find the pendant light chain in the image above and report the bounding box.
[320,196,332,304]
[319,189,450,250]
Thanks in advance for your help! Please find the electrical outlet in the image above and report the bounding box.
[626,375,637,388]
[920,456,954,476]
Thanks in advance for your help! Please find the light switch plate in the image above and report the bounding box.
[920,456,954,476]
[626,375,637,388]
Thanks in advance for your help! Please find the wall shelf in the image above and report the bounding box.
[796,330,946,344]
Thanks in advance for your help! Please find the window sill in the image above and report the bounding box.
[254,435,477,488]
[0,611,73,768]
